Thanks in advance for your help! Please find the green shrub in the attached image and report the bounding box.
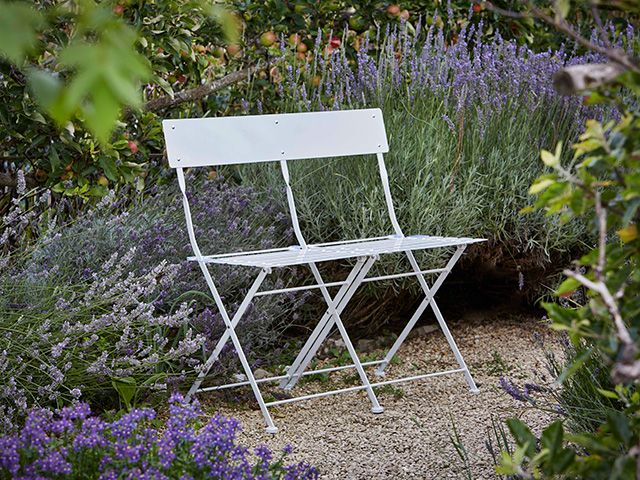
[547,342,624,435]
[498,111,640,479]
[0,174,308,431]
[237,19,622,291]
[496,1,640,474]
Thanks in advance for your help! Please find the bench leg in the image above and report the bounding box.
[375,247,478,392]
[429,293,478,393]
[279,257,369,390]
[281,256,384,413]
[187,265,279,433]
[310,255,383,413]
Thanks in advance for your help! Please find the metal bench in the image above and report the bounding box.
[163,108,484,433]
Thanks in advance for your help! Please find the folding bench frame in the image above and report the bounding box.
[163,109,483,433]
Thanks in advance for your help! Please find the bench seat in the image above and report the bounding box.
[189,235,485,268]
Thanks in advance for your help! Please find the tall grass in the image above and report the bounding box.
[238,17,626,286]
[545,343,625,435]
[0,174,308,430]
[499,338,626,437]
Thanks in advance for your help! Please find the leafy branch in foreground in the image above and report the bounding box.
[501,91,640,480]
[0,0,245,193]
[0,0,150,144]
[492,1,640,478]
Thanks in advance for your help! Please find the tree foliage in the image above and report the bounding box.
[497,1,640,477]
[0,0,234,196]
[1,0,608,197]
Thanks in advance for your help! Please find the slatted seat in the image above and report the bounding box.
[190,235,484,268]
[163,108,483,434]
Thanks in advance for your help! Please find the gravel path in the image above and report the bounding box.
[205,309,561,479]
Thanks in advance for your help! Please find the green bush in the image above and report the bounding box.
[0,174,308,431]
[499,112,640,479]
[496,2,640,475]
[237,19,622,293]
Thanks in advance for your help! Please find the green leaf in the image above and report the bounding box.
[209,5,240,43]
[84,79,122,143]
[553,448,575,474]
[0,1,44,63]
[540,421,564,458]
[583,91,608,105]
[607,411,632,445]
[541,149,559,167]
[529,178,555,195]
[566,433,615,454]
[495,451,518,475]
[555,0,571,19]
[103,66,143,107]
[49,146,61,172]
[597,388,620,400]
[554,141,563,160]
[99,156,119,182]
[556,277,580,296]
[49,67,101,125]
[611,455,636,480]
[506,418,537,458]
[51,21,150,143]
[111,376,137,410]
[617,224,638,243]
[556,346,593,384]
[519,205,535,214]
[27,68,63,111]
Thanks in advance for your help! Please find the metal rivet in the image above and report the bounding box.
[281,151,285,155]
[377,144,381,148]
[275,121,279,125]
[372,115,376,118]
[177,158,181,162]
[171,126,175,130]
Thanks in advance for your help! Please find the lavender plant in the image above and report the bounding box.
[498,334,624,437]
[0,170,55,256]
[24,173,309,365]
[240,14,627,286]
[0,250,202,433]
[0,172,309,431]
[0,392,318,479]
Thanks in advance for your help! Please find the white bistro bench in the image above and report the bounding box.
[163,108,484,433]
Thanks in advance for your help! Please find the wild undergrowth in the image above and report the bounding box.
[237,16,627,297]
[0,172,309,431]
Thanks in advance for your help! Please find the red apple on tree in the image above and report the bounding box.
[97,175,109,187]
[259,31,277,47]
[227,44,242,56]
[386,4,400,17]
[288,33,301,46]
[211,46,226,58]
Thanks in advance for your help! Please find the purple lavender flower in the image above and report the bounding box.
[499,377,527,402]
[0,398,318,479]
[524,383,545,396]
[278,14,624,132]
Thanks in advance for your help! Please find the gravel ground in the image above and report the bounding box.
[204,309,562,479]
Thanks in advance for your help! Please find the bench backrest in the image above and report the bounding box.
[163,108,403,256]
[163,108,388,167]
